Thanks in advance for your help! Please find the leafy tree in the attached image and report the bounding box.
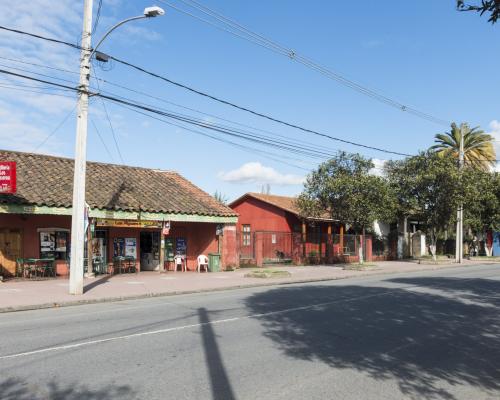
[457,0,500,24]
[297,152,397,263]
[385,152,462,259]
[213,190,229,205]
[430,122,496,171]
[462,169,500,254]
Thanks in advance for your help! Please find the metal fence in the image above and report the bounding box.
[238,231,374,264]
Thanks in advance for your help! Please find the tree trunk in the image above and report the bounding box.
[358,228,365,265]
[428,230,437,261]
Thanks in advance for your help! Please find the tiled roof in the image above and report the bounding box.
[230,192,334,221]
[0,150,237,217]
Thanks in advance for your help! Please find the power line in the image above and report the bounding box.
[34,103,78,151]
[0,24,413,157]
[160,0,451,126]
[92,66,125,163]
[0,55,80,76]
[5,69,497,166]
[92,0,103,34]
[0,25,81,50]
[1,55,335,154]
[89,117,114,161]
[111,101,315,171]
[0,83,75,97]
[0,69,326,165]
[108,55,412,157]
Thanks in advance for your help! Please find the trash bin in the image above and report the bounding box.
[208,253,221,272]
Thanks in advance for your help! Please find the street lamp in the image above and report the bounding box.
[69,2,164,295]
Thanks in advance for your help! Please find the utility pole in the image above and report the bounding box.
[69,0,93,295]
[455,124,465,264]
[67,3,164,295]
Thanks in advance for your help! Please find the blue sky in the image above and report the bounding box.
[0,0,498,201]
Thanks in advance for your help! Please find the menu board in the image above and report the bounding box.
[165,238,174,262]
[175,238,187,257]
[40,232,55,253]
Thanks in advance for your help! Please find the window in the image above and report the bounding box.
[38,229,70,260]
[242,225,251,246]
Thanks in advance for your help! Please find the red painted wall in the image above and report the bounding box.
[1,214,71,275]
[162,222,221,271]
[1,215,231,273]
[232,196,298,233]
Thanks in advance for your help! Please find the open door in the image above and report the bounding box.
[0,229,22,276]
[140,231,160,271]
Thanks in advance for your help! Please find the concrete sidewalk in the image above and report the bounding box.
[0,260,497,312]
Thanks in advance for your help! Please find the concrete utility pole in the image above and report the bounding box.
[69,0,93,295]
[68,3,165,295]
[455,124,465,264]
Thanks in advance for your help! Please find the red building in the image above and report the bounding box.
[229,193,372,266]
[0,150,238,277]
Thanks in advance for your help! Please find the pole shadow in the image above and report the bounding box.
[198,307,237,400]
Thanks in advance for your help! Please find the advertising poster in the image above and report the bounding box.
[40,232,55,252]
[114,238,125,257]
[165,238,174,261]
[125,238,137,258]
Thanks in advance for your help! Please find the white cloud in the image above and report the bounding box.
[487,120,500,172]
[219,162,305,186]
[0,1,81,154]
[370,158,387,177]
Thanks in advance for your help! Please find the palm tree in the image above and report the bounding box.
[430,122,497,171]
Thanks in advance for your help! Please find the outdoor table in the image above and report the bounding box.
[92,257,108,275]
[113,256,137,274]
[16,258,56,279]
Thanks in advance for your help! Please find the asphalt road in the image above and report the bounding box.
[1,264,500,400]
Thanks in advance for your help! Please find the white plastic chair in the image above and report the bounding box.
[174,255,185,272]
[197,255,209,273]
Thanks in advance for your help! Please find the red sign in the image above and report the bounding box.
[0,162,16,194]
[162,221,171,236]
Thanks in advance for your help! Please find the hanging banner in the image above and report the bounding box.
[162,221,171,236]
[0,161,16,194]
[96,219,161,228]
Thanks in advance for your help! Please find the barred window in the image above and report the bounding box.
[242,225,251,246]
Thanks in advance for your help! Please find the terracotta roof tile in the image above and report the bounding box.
[0,150,237,217]
[230,192,333,221]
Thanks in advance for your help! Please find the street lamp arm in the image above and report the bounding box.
[89,15,148,60]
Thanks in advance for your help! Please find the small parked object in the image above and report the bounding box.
[197,255,209,273]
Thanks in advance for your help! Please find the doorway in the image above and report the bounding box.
[140,231,160,271]
[0,229,22,277]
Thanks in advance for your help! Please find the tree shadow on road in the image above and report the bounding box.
[0,378,136,400]
[245,277,500,400]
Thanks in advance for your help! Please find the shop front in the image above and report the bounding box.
[0,149,239,279]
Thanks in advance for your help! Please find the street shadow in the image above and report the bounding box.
[83,273,112,293]
[0,377,135,400]
[245,277,500,400]
[198,307,236,400]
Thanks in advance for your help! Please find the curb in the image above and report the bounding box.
[0,262,497,313]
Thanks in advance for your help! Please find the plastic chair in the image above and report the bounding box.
[174,255,186,272]
[197,255,209,273]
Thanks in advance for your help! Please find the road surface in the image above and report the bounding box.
[1,264,499,400]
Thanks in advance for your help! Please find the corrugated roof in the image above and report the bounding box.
[0,150,237,217]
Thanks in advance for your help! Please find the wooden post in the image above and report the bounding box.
[85,217,94,277]
[326,224,332,262]
[159,231,165,273]
[302,221,307,259]
[340,224,344,255]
